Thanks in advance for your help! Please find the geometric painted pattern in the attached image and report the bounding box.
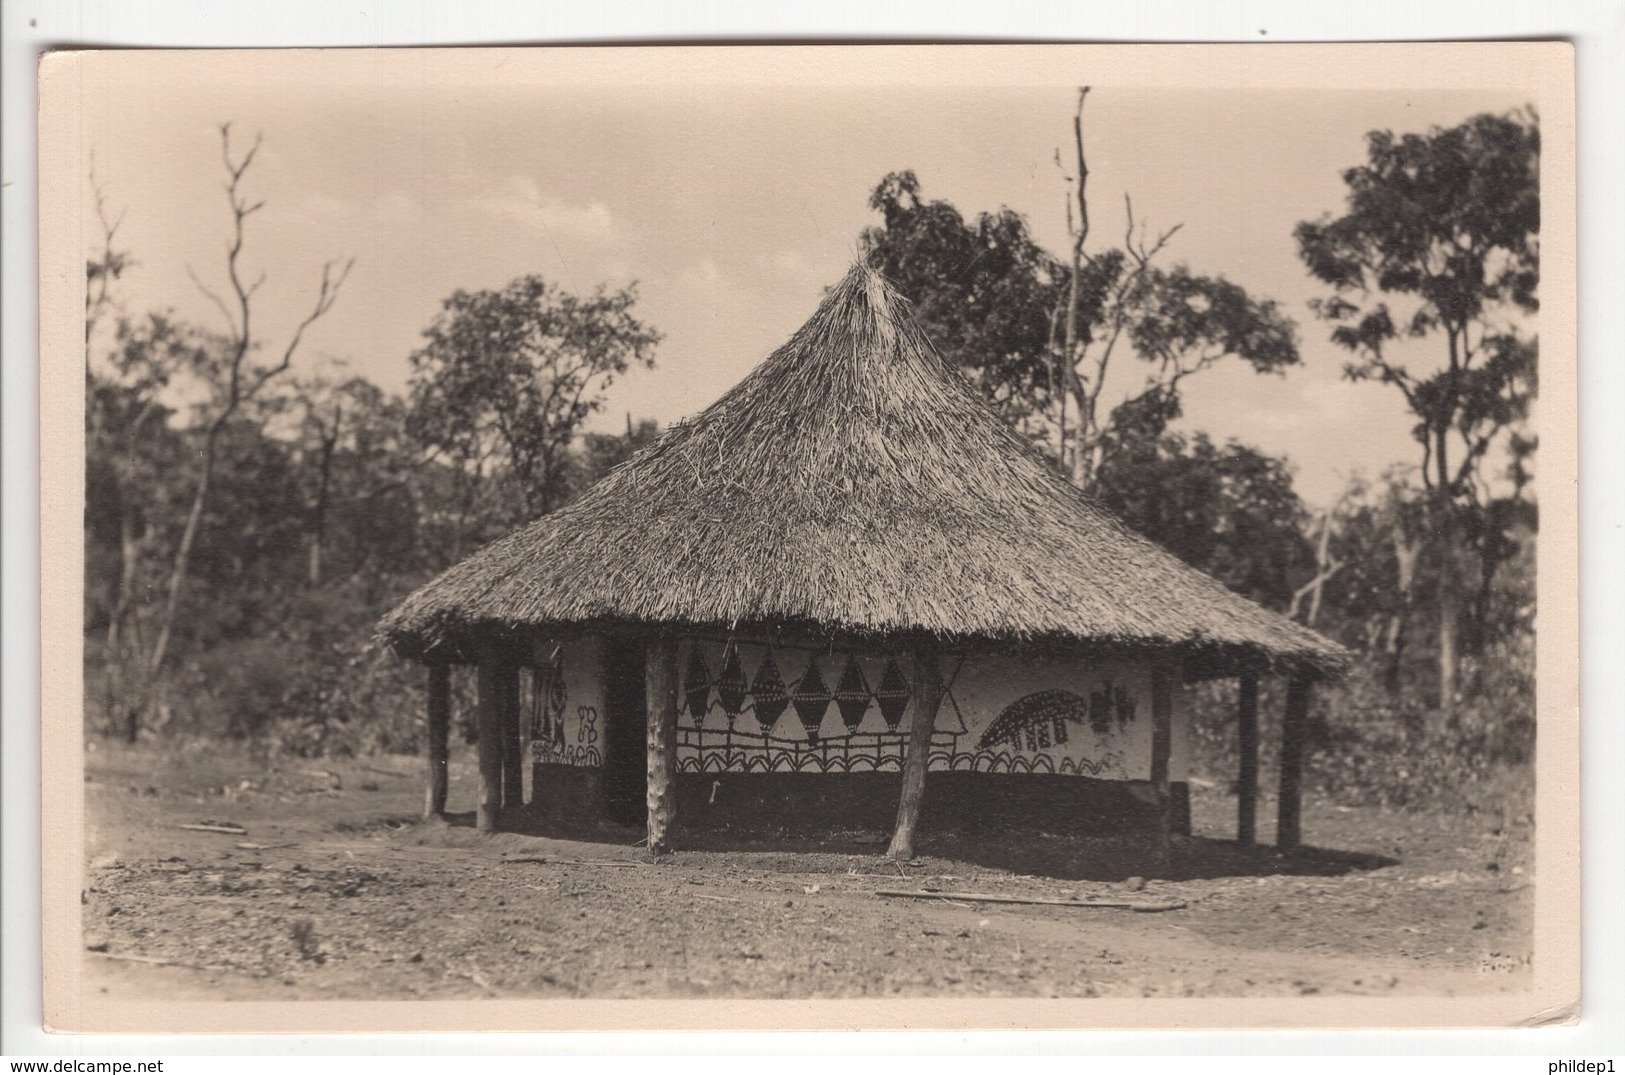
[671,641,1134,781]
[833,657,871,730]
[788,658,832,729]
[751,651,789,731]
[684,649,711,728]
[874,659,911,729]
[686,648,924,744]
[717,644,748,721]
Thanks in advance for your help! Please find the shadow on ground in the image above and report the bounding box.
[434,806,1397,882]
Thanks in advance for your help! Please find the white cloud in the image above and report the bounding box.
[466,175,620,244]
[771,249,818,278]
[678,256,725,289]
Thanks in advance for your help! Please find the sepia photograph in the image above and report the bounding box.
[37,43,1577,1033]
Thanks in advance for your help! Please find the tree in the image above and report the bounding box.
[289,371,424,589]
[1054,89,1301,487]
[83,174,210,738]
[573,416,661,495]
[1295,109,1539,719]
[861,92,1300,488]
[144,123,354,696]
[1314,470,1430,696]
[406,275,661,539]
[862,171,1064,430]
[1092,432,1313,611]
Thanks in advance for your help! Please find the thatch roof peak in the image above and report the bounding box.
[380,261,1348,678]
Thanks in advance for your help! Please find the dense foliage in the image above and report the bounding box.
[1296,109,1539,720]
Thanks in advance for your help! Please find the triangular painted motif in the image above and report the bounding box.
[874,659,911,729]
[751,652,789,730]
[684,649,711,726]
[717,644,748,719]
[834,657,871,729]
[789,658,831,730]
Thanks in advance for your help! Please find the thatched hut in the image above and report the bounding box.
[379,263,1347,858]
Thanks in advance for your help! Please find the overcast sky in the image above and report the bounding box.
[66,48,1541,509]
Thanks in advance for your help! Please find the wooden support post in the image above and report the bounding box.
[518,665,532,805]
[475,656,503,833]
[1277,672,1313,850]
[499,658,523,810]
[1236,672,1260,847]
[887,637,942,861]
[1148,659,1176,867]
[424,662,451,819]
[645,632,680,856]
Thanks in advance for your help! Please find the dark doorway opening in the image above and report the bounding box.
[601,637,647,825]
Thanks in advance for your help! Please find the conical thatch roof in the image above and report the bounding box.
[380,263,1348,678]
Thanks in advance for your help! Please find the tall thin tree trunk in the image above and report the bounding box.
[1434,488,1459,725]
[1434,334,1461,725]
[1065,87,1091,489]
[107,511,142,740]
[1386,525,1420,699]
[147,423,221,684]
[1384,609,1411,699]
[1467,524,1508,657]
[1437,548,1460,723]
[1306,513,1333,627]
[308,440,334,587]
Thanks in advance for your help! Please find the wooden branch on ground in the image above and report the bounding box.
[90,951,227,972]
[498,857,638,867]
[178,823,247,835]
[873,889,1186,913]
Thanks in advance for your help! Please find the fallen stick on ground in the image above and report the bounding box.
[873,889,1187,913]
[178,823,247,835]
[499,857,639,867]
[91,951,223,972]
[234,841,296,850]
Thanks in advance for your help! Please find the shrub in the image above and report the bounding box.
[1188,636,1535,813]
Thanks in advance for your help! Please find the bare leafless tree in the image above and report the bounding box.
[146,123,354,685]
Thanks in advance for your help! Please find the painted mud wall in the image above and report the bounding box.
[523,633,1191,834]
[672,636,1187,784]
[525,634,605,768]
[522,634,608,819]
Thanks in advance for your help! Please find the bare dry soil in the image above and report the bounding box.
[80,742,1533,1001]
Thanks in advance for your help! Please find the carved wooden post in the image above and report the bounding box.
[887,636,942,861]
[645,632,680,855]
[1148,659,1176,867]
[424,662,451,819]
[1236,672,1260,846]
[475,653,503,833]
[499,658,523,809]
[1277,671,1313,850]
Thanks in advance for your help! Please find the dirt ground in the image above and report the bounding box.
[78,741,1533,1001]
